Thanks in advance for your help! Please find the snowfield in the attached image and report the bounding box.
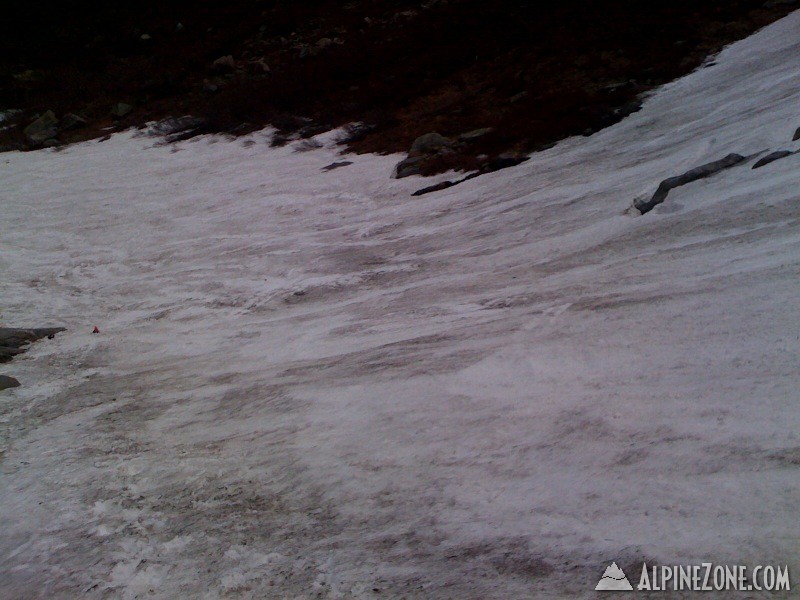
[2,12,800,600]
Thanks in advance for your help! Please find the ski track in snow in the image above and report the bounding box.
[2,12,800,600]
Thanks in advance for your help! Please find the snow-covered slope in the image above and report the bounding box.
[2,12,799,599]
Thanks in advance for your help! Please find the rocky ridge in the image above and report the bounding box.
[2,1,798,176]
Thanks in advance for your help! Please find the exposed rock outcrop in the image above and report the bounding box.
[752,150,794,169]
[394,133,456,178]
[23,111,58,145]
[634,153,747,214]
[0,375,21,391]
[0,327,66,363]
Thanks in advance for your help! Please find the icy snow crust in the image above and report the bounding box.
[2,13,800,599]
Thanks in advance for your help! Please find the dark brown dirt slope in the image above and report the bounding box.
[2,1,797,173]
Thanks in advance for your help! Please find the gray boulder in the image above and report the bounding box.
[394,132,456,179]
[110,103,133,118]
[458,127,493,142]
[0,375,21,391]
[409,132,454,157]
[146,116,208,142]
[394,155,425,178]
[23,110,58,144]
[60,113,87,131]
[212,55,236,72]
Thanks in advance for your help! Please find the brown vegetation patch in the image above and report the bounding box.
[1,1,796,173]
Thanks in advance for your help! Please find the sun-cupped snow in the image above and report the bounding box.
[1,11,799,600]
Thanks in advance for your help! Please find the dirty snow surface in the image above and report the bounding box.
[2,14,800,600]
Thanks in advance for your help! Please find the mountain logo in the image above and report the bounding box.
[595,562,634,591]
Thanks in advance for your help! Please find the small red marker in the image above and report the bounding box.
[92,326,100,334]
